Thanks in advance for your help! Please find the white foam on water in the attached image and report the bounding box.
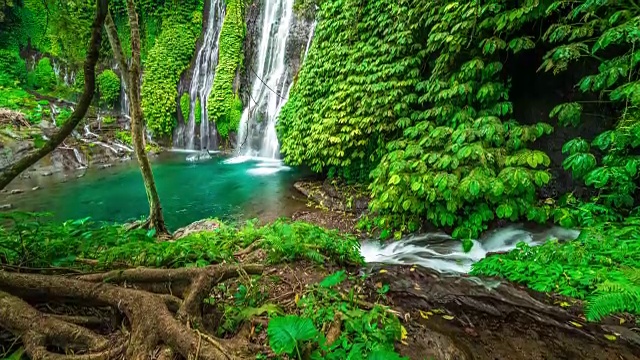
[361,225,581,274]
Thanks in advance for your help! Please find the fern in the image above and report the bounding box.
[586,289,640,321]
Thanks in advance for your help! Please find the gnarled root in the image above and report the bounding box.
[0,264,263,360]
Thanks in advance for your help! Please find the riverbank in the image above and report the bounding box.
[0,214,638,359]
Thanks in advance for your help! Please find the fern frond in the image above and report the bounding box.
[586,285,640,321]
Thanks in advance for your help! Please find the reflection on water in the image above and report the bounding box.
[1,153,309,229]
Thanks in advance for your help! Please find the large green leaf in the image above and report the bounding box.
[267,315,318,355]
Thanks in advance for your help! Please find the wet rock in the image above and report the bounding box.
[0,204,12,211]
[41,171,53,176]
[99,164,113,169]
[173,219,220,239]
[9,189,24,194]
[186,151,211,162]
[31,186,39,191]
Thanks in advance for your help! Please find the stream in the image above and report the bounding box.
[361,224,580,273]
[1,152,308,228]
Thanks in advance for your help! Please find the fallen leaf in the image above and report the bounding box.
[419,310,430,319]
[442,315,454,320]
[569,321,582,328]
[410,267,416,272]
[294,293,299,304]
[604,334,617,341]
[559,301,570,307]
[379,269,388,273]
[619,318,626,325]
[413,284,421,290]
[400,325,408,345]
[375,282,383,289]
[432,308,445,314]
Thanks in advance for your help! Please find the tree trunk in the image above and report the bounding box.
[0,0,108,190]
[105,2,168,235]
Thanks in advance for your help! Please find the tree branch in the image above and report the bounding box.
[0,0,108,191]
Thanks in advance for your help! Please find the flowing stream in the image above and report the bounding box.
[173,0,225,150]
[361,225,581,273]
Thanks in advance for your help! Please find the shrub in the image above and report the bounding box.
[97,69,121,107]
[32,57,57,90]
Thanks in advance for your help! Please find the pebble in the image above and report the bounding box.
[41,171,53,176]
[10,189,24,194]
[0,204,12,211]
[32,186,40,191]
[100,164,113,169]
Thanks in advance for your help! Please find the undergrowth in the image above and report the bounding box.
[0,212,363,269]
[472,215,640,321]
[212,270,407,359]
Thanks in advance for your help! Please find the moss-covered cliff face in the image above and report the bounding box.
[278,0,640,239]
[1,0,312,149]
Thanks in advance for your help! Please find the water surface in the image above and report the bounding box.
[1,153,308,229]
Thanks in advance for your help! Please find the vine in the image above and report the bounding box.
[277,0,424,183]
[207,0,245,140]
[369,1,555,239]
[180,92,202,124]
[141,12,201,136]
[541,0,640,226]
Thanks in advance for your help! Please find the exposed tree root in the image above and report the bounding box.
[0,264,263,360]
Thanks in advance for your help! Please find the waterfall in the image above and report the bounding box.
[235,0,299,159]
[173,0,225,150]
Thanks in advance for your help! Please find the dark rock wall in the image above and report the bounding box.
[508,46,619,199]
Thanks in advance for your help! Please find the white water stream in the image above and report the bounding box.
[361,225,581,273]
[174,0,225,150]
[236,0,300,159]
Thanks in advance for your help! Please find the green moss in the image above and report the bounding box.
[207,0,245,139]
[180,93,202,124]
[141,18,200,136]
[0,49,25,85]
[32,57,57,91]
[97,69,121,107]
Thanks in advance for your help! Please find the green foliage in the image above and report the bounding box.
[267,315,319,358]
[207,0,244,139]
[55,107,73,127]
[115,130,132,145]
[278,0,425,183]
[215,95,242,139]
[141,19,200,136]
[32,57,57,91]
[0,49,25,84]
[97,69,121,107]
[180,92,201,124]
[293,272,407,360]
[472,216,640,321]
[0,213,362,269]
[368,1,553,238]
[541,0,640,213]
[0,85,62,124]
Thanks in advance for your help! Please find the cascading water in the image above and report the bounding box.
[173,0,225,150]
[235,0,301,159]
[360,225,581,273]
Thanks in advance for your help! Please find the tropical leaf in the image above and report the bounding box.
[267,315,318,355]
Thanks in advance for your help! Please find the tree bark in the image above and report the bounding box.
[0,0,108,190]
[104,2,168,235]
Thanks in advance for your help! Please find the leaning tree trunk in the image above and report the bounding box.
[0,0,108,190]
[104,1,168,235]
